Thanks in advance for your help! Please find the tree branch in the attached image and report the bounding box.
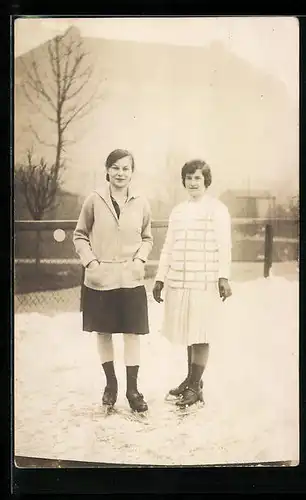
[47,41,58,80]
[28,124,57,148]
[15,151,60,220]
[60,53,87,105]
[22,57,57,112]
[65,67,93,102]
[19,30,98,195]
[61,138,77,147]
[54,36,62,112]
[61,41,76,96]
[21,85,57,123]
[61,88,100,132]
[76,63,93,82]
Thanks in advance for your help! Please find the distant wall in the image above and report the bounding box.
[14,219,298,263]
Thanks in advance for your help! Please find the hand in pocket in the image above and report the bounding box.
[87,260,100,271]
[132,259,145,280]
[86,261,102,286]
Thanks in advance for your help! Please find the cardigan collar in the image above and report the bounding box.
[94,183,141,220]
[94,183,141,201]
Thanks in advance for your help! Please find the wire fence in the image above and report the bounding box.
[14,218,299,314]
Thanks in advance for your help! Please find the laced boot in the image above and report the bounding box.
[176,363,204,408]
[126,365,148,412]
[168,346,203,397]
[101,361,118,407]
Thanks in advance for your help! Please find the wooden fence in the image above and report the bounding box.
[14,217,299,279]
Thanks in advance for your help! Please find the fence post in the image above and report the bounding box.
[264,223,273,278]
[80,266,85,312]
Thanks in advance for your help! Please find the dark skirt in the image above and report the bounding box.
[82,285,149,334]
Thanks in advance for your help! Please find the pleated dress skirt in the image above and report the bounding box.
[161,284,222,346]
[82,284,149,334]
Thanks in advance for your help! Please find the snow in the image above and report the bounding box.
[14,276,299,466]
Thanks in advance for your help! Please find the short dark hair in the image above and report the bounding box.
[105,149,135,170]
[181,159,212,188]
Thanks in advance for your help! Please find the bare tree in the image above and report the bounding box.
[20,26,99,179]
[15,150,60,221]
[17,26,100,267]
[15,150,62,267]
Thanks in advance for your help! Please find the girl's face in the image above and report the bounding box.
[108,155,133,190]
[184,168,206,199]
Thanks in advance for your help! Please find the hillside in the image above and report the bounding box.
[14,29,299,216]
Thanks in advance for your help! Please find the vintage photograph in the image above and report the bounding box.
[13,16,299,467]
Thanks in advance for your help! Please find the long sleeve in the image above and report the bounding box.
[155,214,174,283]
[73,194,98,268]
[214,203,232,280]
[134,198,153,262]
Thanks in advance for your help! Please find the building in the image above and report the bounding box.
[220,189,276,218]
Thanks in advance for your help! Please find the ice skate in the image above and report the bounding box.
[176,363,205,409]
[176,385,204,408]
[101,383,118,415]
[166,378,203,401]
[126,366,148,414]
[126,390,148,413]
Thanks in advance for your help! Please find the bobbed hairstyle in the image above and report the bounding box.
[105,149,135,182]
[181,159,212,188]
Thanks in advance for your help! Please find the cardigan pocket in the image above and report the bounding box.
[85,262,122,289]
[121,260,145,285]
[131,260,145,281]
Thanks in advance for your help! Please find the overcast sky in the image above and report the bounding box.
[14,16,299,101]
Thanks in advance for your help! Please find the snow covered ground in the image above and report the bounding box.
[14,274,299,466]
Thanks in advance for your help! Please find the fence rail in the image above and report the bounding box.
[14,217,299,231]
[14,217,299,314]
[14,218,299,261]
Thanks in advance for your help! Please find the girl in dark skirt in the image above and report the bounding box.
[73,149,153,412]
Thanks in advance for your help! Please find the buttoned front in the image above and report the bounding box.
[73,184,153,291]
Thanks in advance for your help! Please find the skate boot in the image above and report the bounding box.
[176,385,204,407]
[126,365,148,413]
[169,378,203,397]
[168,346,203,398]
[126,390,148,413]
[176,363,205,408]
[102,383,118,407]
[101,361,118,407]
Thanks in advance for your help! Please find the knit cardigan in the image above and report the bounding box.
[73,184,153,291]
[155,194,232,291]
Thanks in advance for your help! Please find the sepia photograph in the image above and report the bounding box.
[13,16,299,468]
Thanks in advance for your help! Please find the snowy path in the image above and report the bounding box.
[14,276,299,466]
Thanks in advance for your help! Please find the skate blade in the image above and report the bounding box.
[176,400,205,413]
[101,404,116,416]
[129,409,149,423]
[165,394,181,405]
[165,393,183,403]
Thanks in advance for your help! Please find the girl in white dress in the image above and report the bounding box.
[153,159,232,407]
